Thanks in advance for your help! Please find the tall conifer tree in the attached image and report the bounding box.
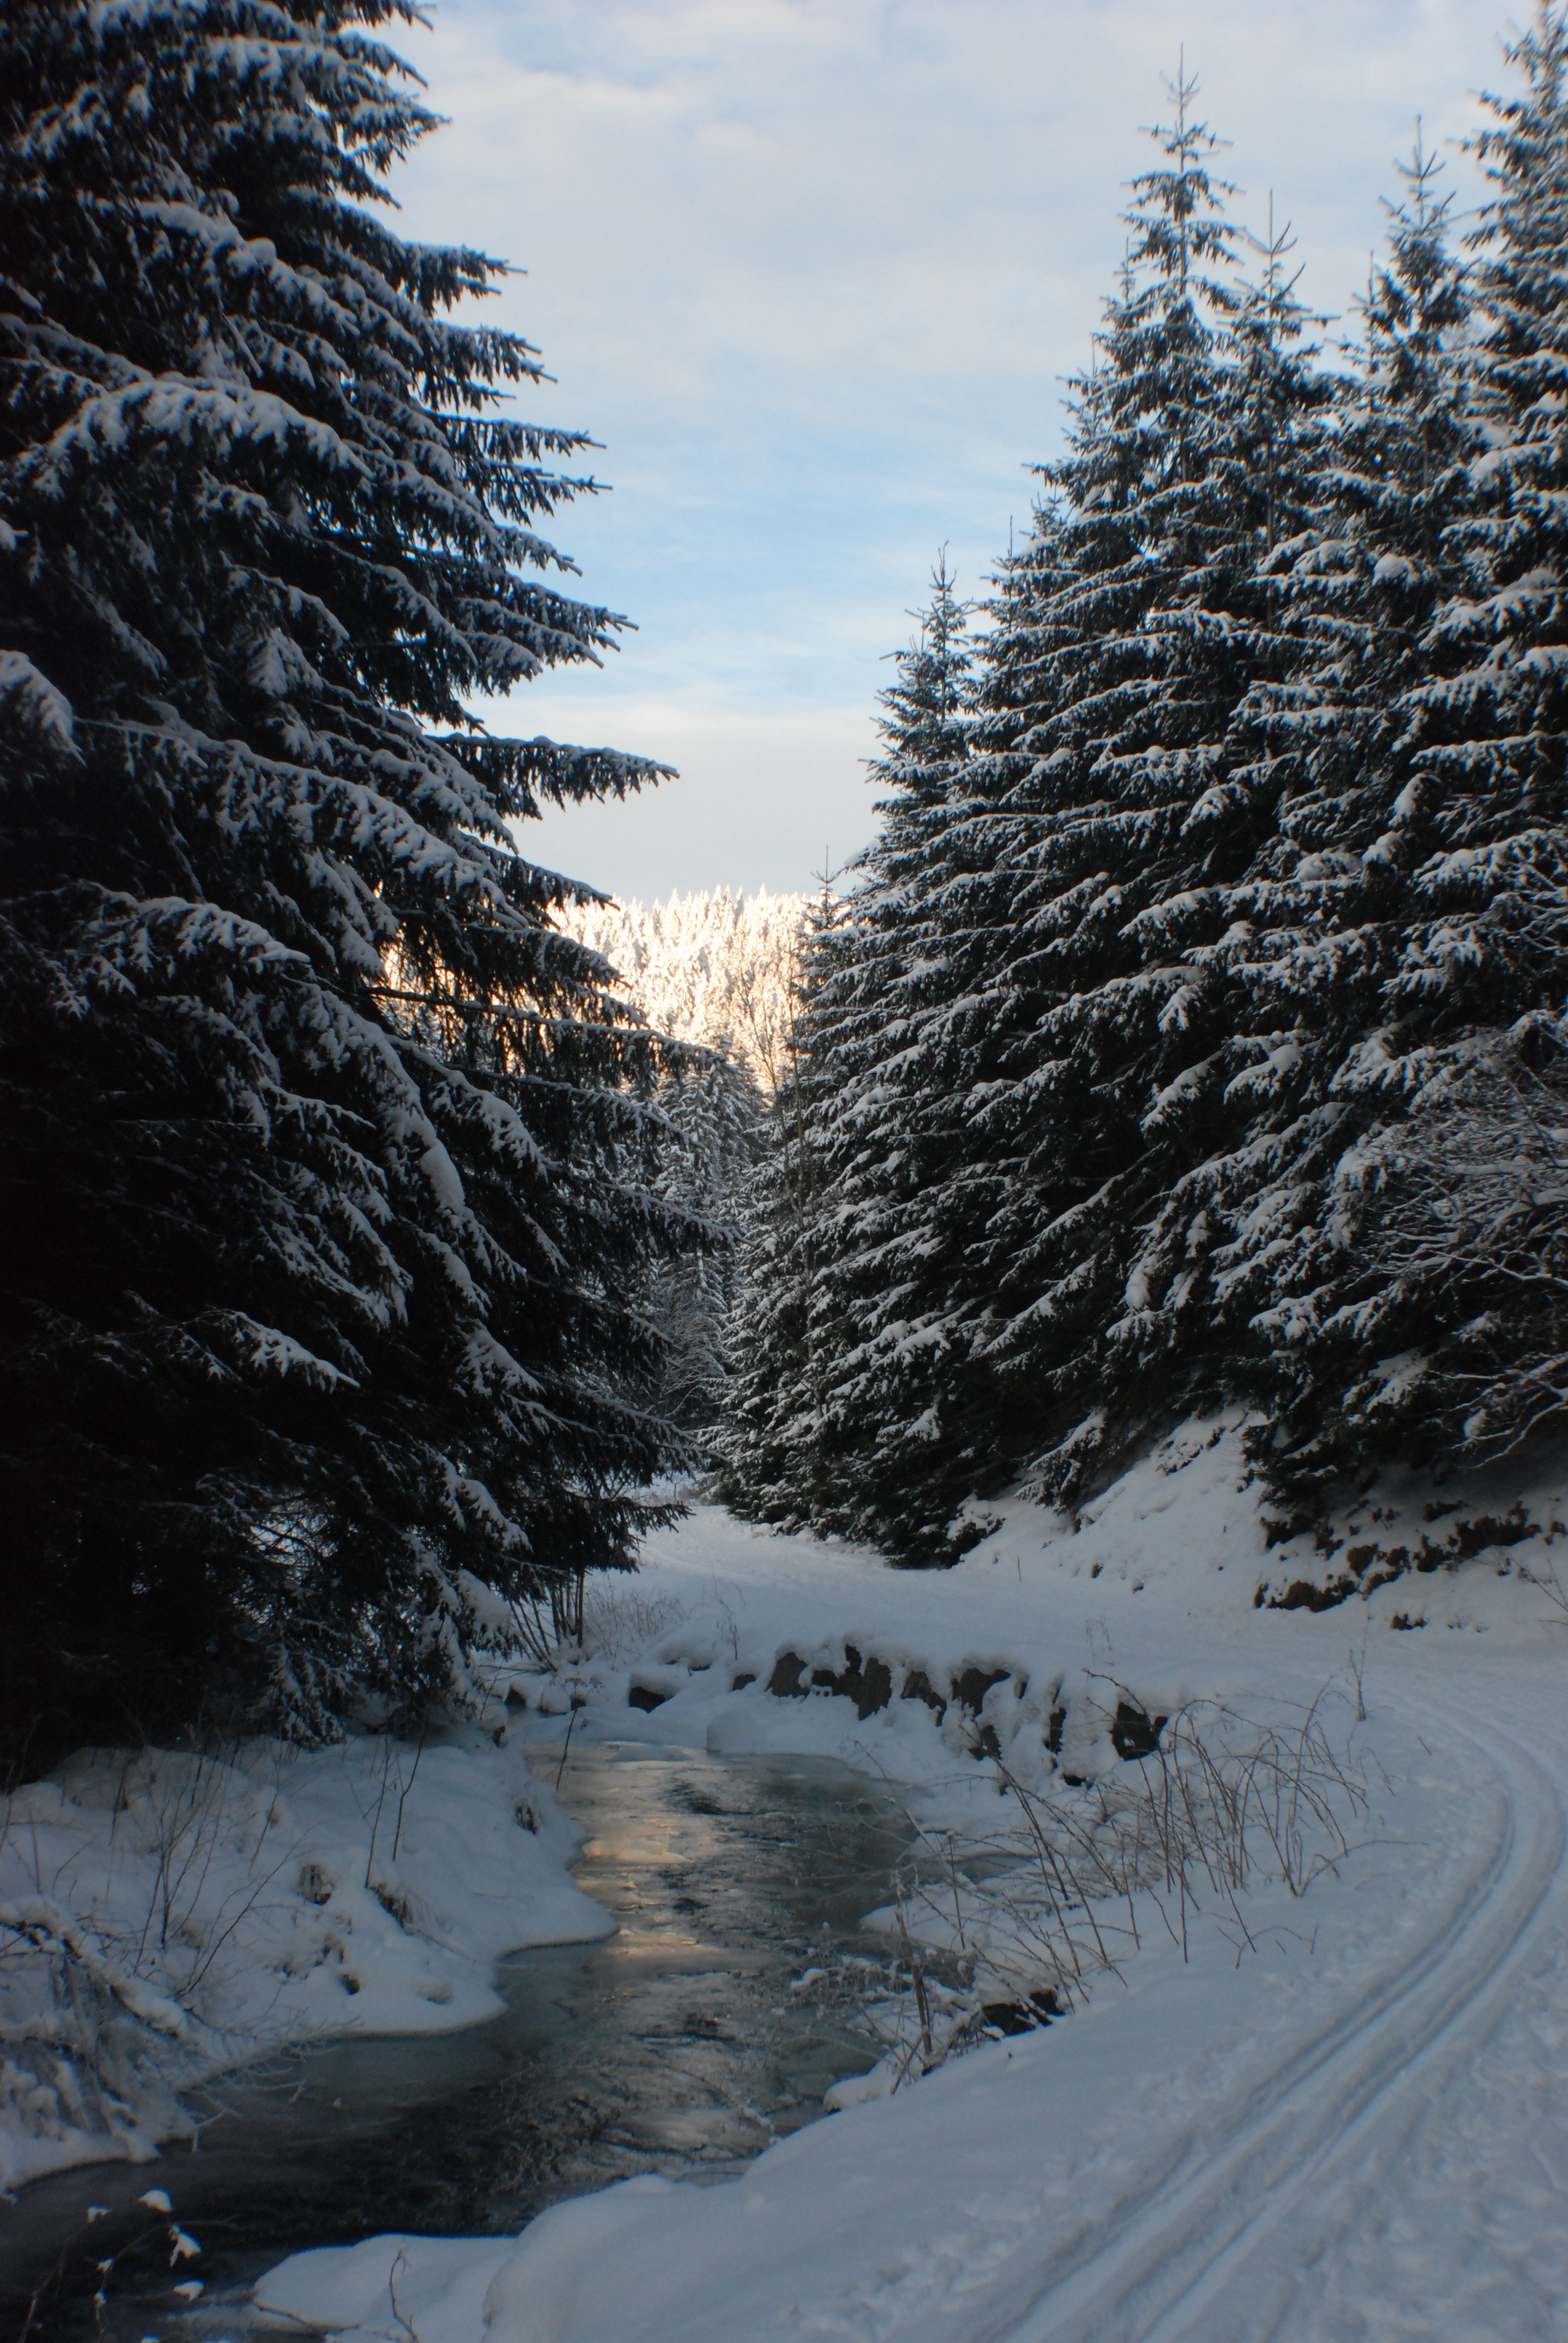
[956,76,1325,1508]
[1114,132,1480,1497]
[0,0,689,1748]
[788,564,995,1557]
[1219,8,1568,1488]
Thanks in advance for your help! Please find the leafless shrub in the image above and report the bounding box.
[854,1686,1370,2082]
[580,1582,685,1665]
[1517,1552,1568,1620]
[18,2183,201,2342]
[500,1575,590,1670]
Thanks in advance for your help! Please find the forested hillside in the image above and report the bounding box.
[561,888,806,1091]
[723,27,1568,1564]
[558,889,807,1447]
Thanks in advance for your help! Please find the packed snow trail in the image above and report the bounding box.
[985,1693,1567,2342]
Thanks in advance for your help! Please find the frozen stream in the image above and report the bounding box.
[2,1743,911,2341]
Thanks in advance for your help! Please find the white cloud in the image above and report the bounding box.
[511,698,880,900]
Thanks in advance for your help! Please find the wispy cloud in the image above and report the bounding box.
[401,0,1502,893]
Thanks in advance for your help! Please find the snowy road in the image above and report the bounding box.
[990,1694,1568,2342]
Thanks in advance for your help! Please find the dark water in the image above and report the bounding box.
[1,1743,910,2342]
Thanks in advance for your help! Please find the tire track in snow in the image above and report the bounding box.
[985,1700,1566,2343]
[1129,1709,1567,2343]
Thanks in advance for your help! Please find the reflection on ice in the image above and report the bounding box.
[3,1745,909,2341]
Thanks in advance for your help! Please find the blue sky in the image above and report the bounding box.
[396,0,1506,902]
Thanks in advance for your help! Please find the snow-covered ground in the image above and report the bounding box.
[0,1726,606,2192]
[253,1418,1568,2342]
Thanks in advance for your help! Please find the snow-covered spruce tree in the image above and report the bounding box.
[728,564,1011,1558]
[1197,11,1568,1495]
[802,566,996,1555]
[1111,131,1485,1503]
[0,0,691,1754]
[927,79,1330,1514]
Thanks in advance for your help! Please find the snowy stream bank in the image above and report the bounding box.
[0,1729,609,2198]
[2,1747,907,2340]
[253,1420,1568,2343]
[11,1418,1568,2341]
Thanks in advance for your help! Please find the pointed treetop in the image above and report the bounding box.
[1469,3,1568,277]
[1355,125,1468,494]
[869,549,974,807]
[1394,117,1446,233]
[1128,54,1240,309]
